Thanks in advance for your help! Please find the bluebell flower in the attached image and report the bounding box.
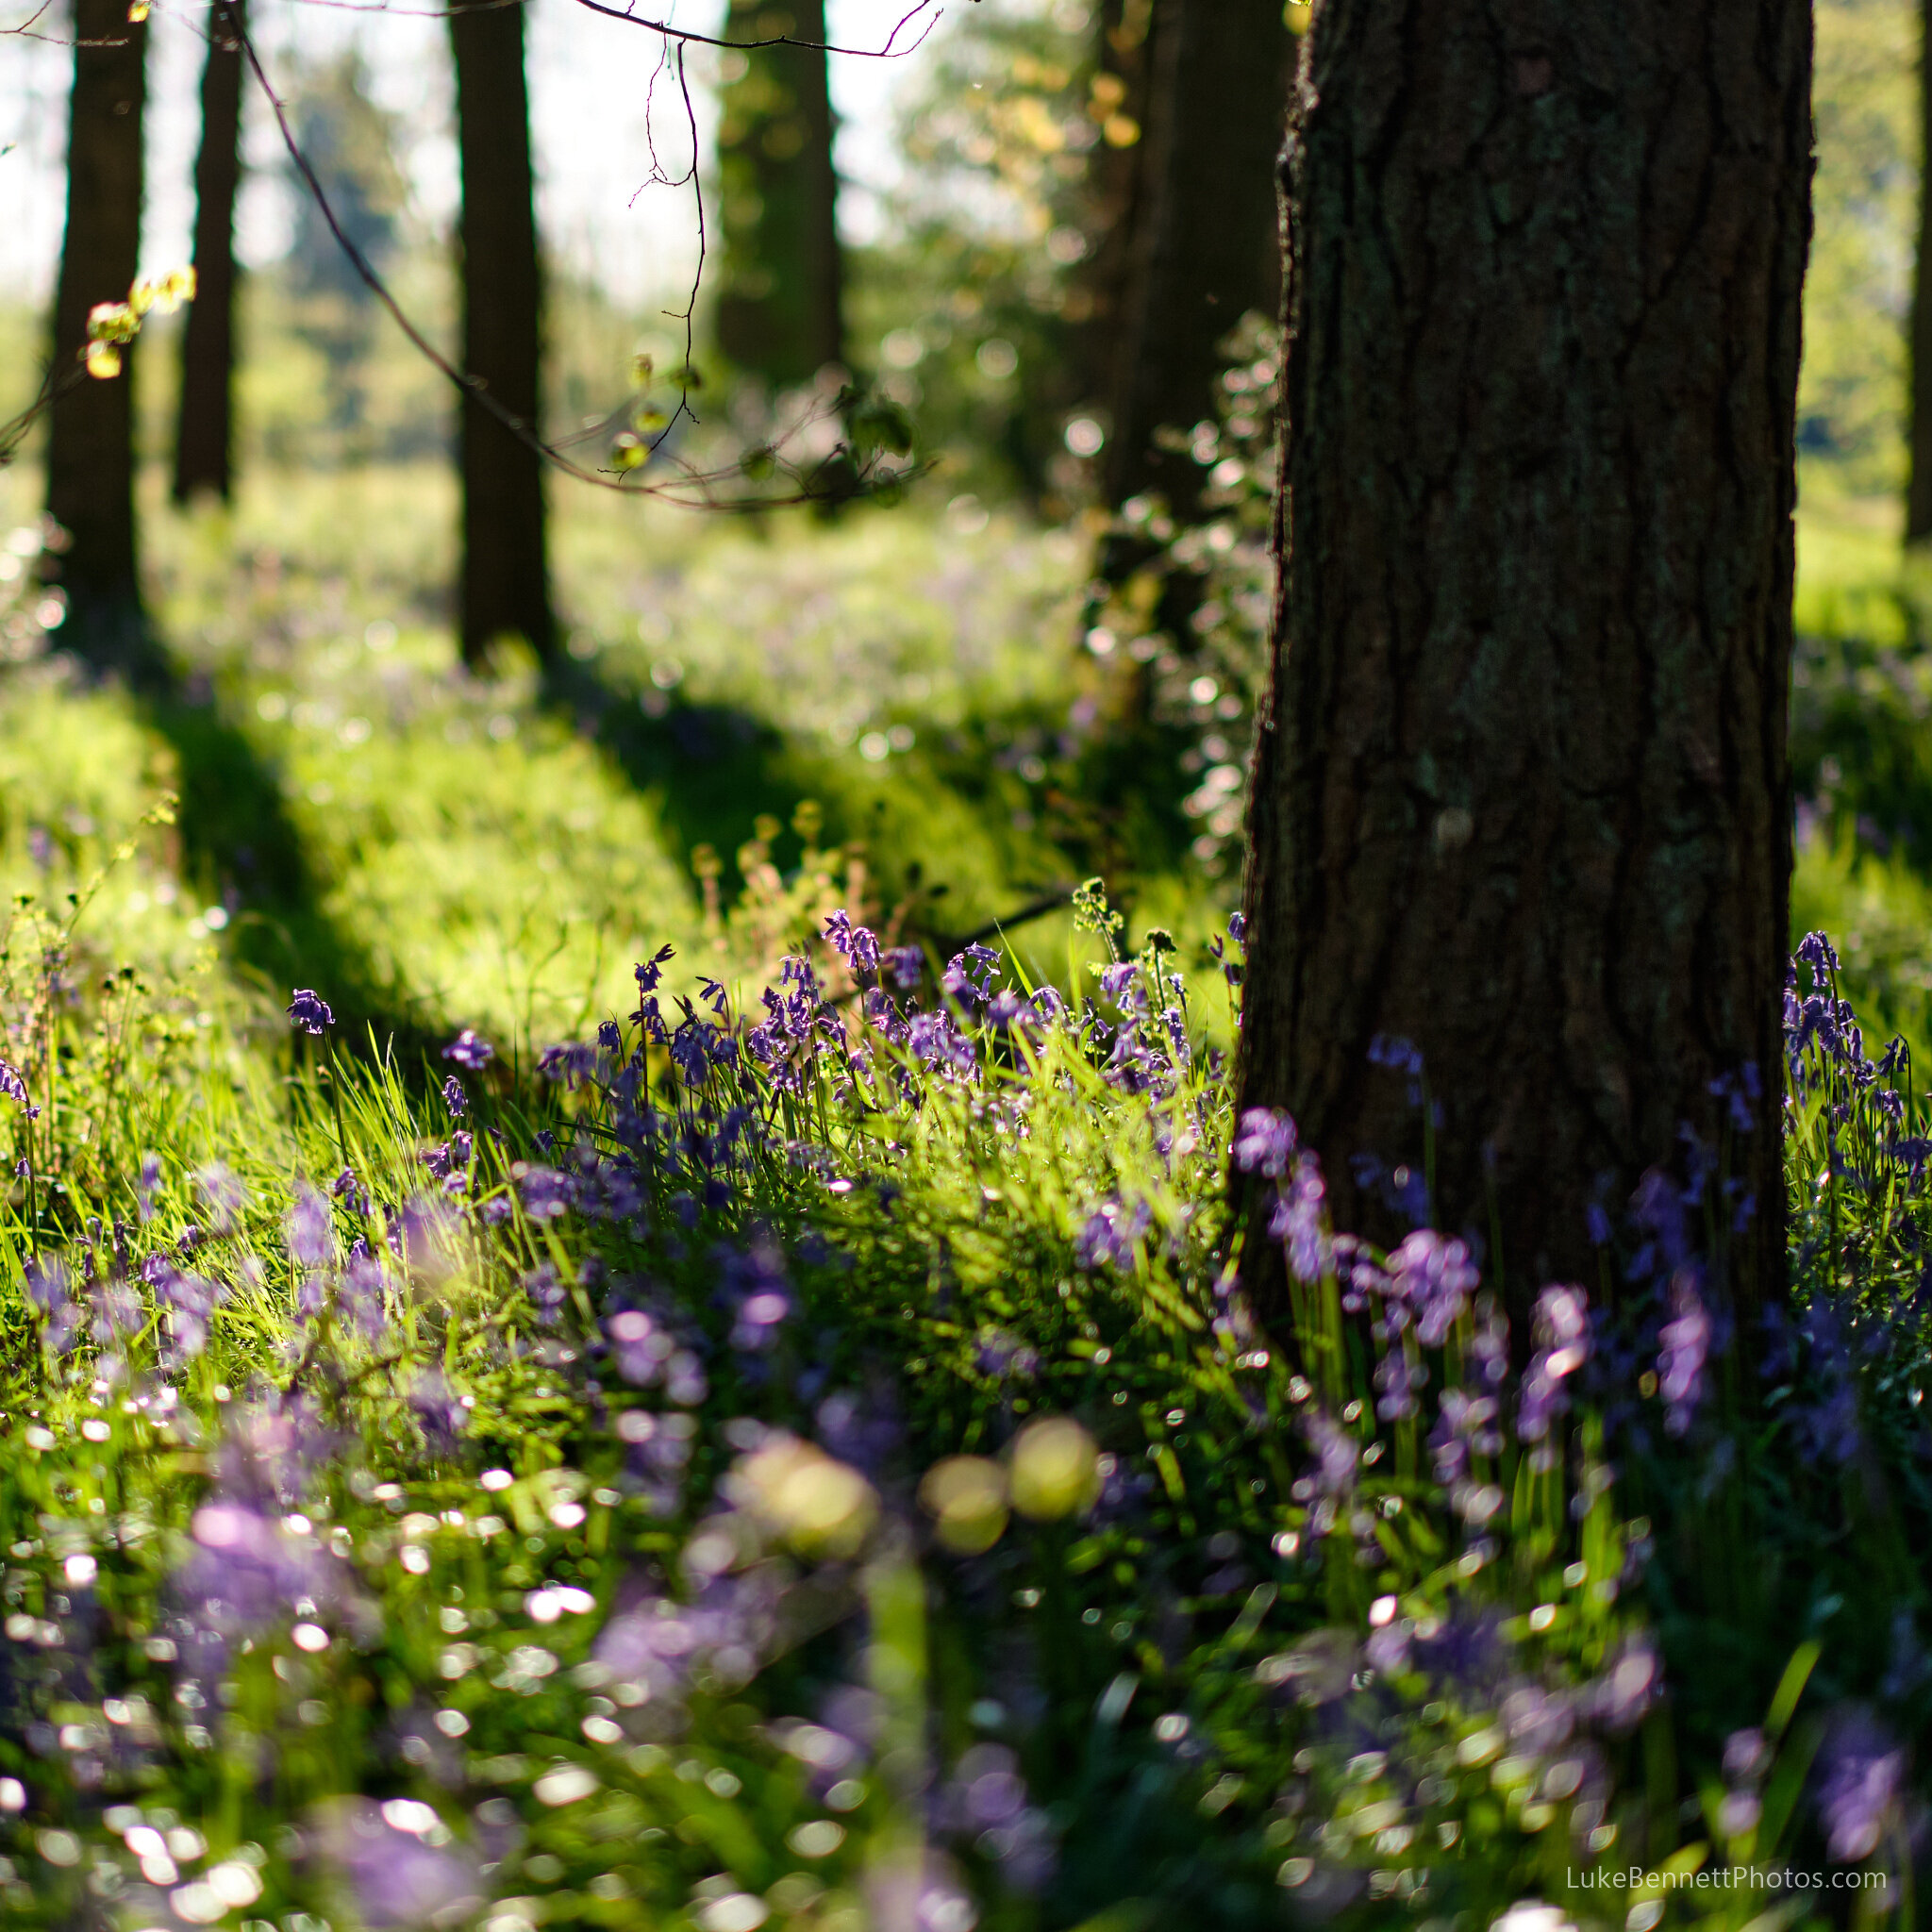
[341,1241,386,1340]
[1233,1107,1296,1177]
[287,988,334,1034]
[314,1798,482,1927]
[1367,1033,1424,1077]
[635,943,675,994]
[882,945,924,991]
[1656,1270,1709,1437]
[137,1151,161,1221]
[24,1257,77,1356]
[1266,1154,1329,1284]
[943,943,1003,1011]
[1387,1229,1479,1346]
[441,1074,466,1118]
[287,1185,334,1271]
[194,1161,246,1232]
[1518,1284,1591,1442]
[1817,1709,1904,1863]
[538,1041,601,1086]
[1074,1196,1151,1272]
[0,1058,40,1119]
[1795,930,1841,978]
[441,1028,494,1069]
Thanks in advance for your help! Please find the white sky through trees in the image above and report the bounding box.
[1,0,924,309]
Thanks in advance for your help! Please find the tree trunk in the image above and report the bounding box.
[715,0,842,387]
[1100,0,1290,517]
[1237,3,1811,1333]
[175,0,245,506]
[46,0,151,676]
[449,0,553,666]
[1908,0,1932,543]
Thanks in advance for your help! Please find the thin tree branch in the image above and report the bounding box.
[273,0,943,58]
[220,0,923,508]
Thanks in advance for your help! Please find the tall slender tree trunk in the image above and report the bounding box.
[449,0,552,666]
[175,0,246,506]
[1237,3,1811,1332]
[46,0,151,676]
[1072,0,1156,425]
[1908,0,1932,543]
[715,0,841,387]
[1100,0,1289,516]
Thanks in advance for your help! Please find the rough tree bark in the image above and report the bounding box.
[1908,0,1932,542]
[175,0,246,505]
[1100,0,1290,517]
[46,0,151,675]
[449,0,553,665]
[715,0,841,387]
[1237,2,1812,1329]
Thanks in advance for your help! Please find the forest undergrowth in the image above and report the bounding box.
[0,785,1924,1932]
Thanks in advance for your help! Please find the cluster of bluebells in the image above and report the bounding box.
[1235,1107,1591,1503]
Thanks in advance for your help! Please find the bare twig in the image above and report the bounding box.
[275,0,943,58]
[222,0,927,509]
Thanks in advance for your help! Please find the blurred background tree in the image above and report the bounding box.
[44,0,150,675]
[713,0,842,388]
[281,51,407,465]
[449,0,552,664]
[1094,0,1289,520]
[173,0,245,506]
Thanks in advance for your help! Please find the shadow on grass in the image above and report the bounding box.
[539,658,1197,949]
[541,658,807,878]
[142,688,447,1070]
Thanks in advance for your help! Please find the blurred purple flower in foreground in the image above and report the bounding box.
[312,1798,482,1928]
[441,1027,494,1069]
[1818,1709,1906,1864]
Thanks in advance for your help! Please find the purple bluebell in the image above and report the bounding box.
[441,1074,466,1118]
[1266,1154,1329,1283]
[1518,1284,1591,1442]
[1656,1270,1709,1437]
[1387,1229,1479,1345]
[314,1798,482,1928]
[538,1041,601,1086]
[441,1028,494,1069]
[1374,1342,1423,1421]
[1817,1709,1904,1863]
[287,1186,334,1270]
[518,1165,574,1220]
[883,945,924,991]
[0,1058,41,1119]
[1580,1637,1659,1732]
[636,942,675,993]
[287,988,334,1034]
[1233,1107,1296,1177]
[943,943,1003,1011]
[1075,1196,1152,1272]
[523,1262,567,1324]
[194,1162,246,1232]
[25,1257,77,1356]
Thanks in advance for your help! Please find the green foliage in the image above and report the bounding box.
[1801,0,1918,504]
